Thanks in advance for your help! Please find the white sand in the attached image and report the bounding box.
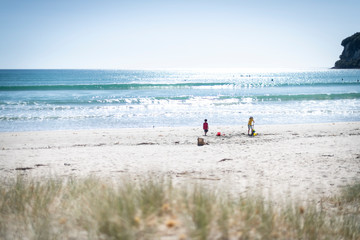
[1,122,360,201]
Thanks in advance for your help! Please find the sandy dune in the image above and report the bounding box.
[1,122,360,201]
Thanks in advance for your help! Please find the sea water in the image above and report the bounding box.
[0,69,359,132]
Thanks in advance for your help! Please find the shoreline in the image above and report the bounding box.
[1,120,360,133]
[1,122,360,201]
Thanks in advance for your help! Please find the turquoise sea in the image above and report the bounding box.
[0,69,359,132]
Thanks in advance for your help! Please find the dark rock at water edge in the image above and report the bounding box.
[334,32,360,69]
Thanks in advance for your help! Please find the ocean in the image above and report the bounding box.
[0,69,359,132]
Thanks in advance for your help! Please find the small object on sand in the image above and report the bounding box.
[137,142,156,145]
[216,132,221,136]
[34,164,47,167]
[219,158,232,162]
[249,129,258,136]
[15,167,33,171]
[197,138,205,146]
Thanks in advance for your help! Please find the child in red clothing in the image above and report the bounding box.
[203,119,209,136]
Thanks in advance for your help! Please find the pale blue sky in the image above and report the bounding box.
[0,0,359,69]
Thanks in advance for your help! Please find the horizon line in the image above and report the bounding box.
[0,67,337,71]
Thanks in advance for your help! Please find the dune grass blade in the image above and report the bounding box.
[136,177,167,218]
[341,182,360,203]
[184,186,215,240]
[217,198,231,240]
[0,176,63,239]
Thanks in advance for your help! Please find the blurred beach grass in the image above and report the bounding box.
[0,175,359,240]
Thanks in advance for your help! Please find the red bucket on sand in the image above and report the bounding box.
[216,132,221,136]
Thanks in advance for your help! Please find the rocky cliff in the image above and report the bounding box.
[334,32,360,69]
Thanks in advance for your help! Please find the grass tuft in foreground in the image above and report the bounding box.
[0,175,359,239]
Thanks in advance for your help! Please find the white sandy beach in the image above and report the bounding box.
[1,122,360,201]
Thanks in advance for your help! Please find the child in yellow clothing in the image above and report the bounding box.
[248,116,255,136]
